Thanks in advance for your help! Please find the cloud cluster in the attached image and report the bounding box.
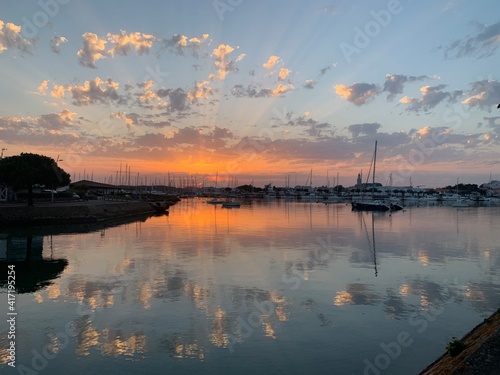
[383,74,431,101]
[70,77,124,106]
[50,35,68,53]
[107,30,156,57]
[111,111,171,129]
[0,20,34,54]
[263,55,280,71]
[211,44,244,79]
[134,126,233,150]
[77,30,157,68]
[334,74,478,114]
[230,83,293,98]
[0,113,80,147]
[162,33,209,57]
[443,21,500,59]
[462,79,500,110]
[348,123,382,137]
[78,32,108,68]
[39,75,217,114]
[37,109,76,130]
[399,84,460,112]
[335,83,380,106]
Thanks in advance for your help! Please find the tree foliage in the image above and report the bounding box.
[0,153,71,205]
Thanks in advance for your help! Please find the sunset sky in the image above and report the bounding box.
[1,0,499,187]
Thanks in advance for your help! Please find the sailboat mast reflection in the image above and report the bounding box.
[361,212,378,277]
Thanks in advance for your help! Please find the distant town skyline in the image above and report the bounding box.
[1,1,499,188]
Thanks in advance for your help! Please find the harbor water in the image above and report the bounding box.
[1,199,499,374]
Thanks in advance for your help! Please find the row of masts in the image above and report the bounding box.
[71,165,345,190]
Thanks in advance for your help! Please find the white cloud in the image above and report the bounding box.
[263,55,280,71]
[77,32,108,68]
[211,44,238,79]
[107,30,156,56]
[0,20,34,54]
[37,80,49,95]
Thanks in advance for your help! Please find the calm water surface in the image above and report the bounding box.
[1,199,499,374]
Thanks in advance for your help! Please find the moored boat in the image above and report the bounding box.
[149,201,170,213]
[351,141,394,212]
[206,198,224,204]
[221,201,241,208]
[352,200,391,211]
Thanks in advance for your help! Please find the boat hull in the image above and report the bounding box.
[352,201,390,211]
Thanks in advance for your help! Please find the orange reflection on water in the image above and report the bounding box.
[463,286,486,302]
[184,281,210,312]
[210,307,229,348]
[263,319,276,339]
[76,324,100,356]
[34,292,44,303]
[101,329,147,357]
[47,284,61,299]
[138,284,153,310]
[334,290,352,306]
[417,250,430,267]
[270,291,289,322]
[169,336,205,360]
[399,284,410,297]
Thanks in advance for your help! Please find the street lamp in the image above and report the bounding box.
[1,148,6,159]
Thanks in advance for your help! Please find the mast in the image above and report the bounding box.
[372,141,377,198]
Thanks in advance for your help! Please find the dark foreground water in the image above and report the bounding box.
[1,199,499,374]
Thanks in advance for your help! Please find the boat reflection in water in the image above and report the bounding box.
[0,200,498,375]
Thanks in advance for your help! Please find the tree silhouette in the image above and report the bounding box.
[0,153,70,206]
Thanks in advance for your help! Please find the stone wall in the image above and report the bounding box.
[0,201,156,226]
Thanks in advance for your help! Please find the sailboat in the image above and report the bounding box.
[352,141,391,211]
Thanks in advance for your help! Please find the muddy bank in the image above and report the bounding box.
[418,309,500,375]
[0,201,158,226]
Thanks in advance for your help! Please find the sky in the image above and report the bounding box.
[0,0,500,188]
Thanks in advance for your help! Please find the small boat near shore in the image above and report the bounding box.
[452,199,471,208]
[206,198,225,204]
[221,201,241,208]
[148,201,170,213]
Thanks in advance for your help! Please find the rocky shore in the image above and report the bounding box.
[418,309,500,375]
[0,200,159,226]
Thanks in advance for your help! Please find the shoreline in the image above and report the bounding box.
[418,308,500,375]
[0,200,160,226]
